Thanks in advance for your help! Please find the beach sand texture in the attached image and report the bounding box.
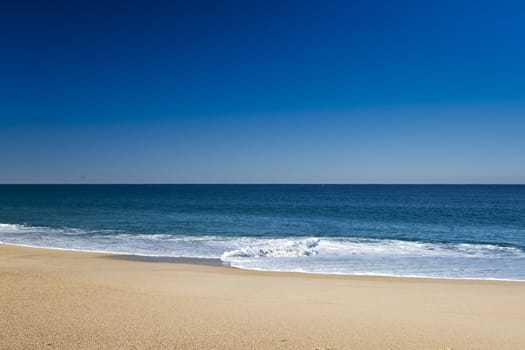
[1,244,525,349]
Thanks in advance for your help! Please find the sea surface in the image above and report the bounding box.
[1,185,524,280]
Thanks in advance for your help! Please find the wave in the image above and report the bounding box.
[221,237,522,261]
[222,238,320,258]
[0,223,26,231]
[1,223,524,280]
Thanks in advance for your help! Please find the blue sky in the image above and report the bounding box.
[1,0,524,183]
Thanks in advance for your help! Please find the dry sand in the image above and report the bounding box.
[1,244,525,349]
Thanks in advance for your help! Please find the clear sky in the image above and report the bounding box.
[1,0,524,184]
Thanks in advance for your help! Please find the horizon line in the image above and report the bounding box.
[1,183,524,186]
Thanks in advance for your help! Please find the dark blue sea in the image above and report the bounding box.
[1,185,524,280]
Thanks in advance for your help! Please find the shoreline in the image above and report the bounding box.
[110,253,228,266]
[2,241,524,283]
[2,243,525,349]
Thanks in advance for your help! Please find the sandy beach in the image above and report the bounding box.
[1,244,524,349]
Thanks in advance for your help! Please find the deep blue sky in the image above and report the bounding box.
[1,0,524,183]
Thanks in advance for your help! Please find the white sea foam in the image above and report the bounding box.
[0,223,24,230]
[1,223,524,280]
[222,238,320,258]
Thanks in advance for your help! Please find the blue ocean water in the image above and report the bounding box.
[1,185,524,280]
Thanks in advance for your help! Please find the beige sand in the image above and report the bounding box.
[1,244,524,349]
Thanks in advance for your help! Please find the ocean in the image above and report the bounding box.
[1,185,524,280]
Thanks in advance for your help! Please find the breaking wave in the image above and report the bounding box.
[222,238,320,258]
